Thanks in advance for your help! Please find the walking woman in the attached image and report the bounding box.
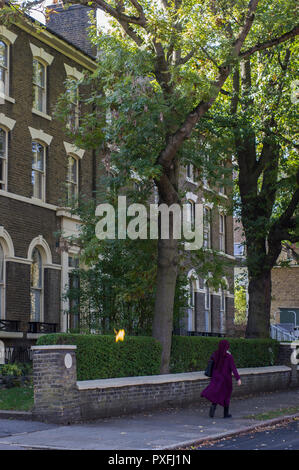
[201,339,241,418]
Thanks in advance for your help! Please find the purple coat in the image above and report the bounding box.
[201,352,240,406]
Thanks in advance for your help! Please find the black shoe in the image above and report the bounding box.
[209,403,217,418]
[224,406,232,418]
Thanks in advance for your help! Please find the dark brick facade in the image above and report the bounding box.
[0,18,97,348]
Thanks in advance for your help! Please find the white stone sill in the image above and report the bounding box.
[76,366,291,391]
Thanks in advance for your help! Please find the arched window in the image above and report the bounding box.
[0,40,8,96]
[0,127,8,191]
[30,247,43,322]
[0,243,5,319]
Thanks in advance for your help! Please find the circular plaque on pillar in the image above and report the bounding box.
[64,353,73,369]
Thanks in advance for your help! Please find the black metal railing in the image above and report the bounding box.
[173,328,225,337]
[5,346,32,363]
[187,331,225,337]
[27,322,58,334]
[0,319,20,332]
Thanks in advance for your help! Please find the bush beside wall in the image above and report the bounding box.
[37,334,280,380]
[170,336,280,373]
[37,334,162,380]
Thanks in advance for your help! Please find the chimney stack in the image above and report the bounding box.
[46,3,96,58]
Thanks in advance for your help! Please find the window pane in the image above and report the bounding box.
[67,156,77,183]
[0,245,4,282]
[30,290,41,322]
[32,142,44,171]
[0,41,7,68]
[31,248,42,288]
[33,59,45,87]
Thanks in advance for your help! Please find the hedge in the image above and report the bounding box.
[170,336,280,373]
[36,334,280,380]
[36,333,162,381]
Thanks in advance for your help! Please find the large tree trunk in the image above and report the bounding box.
[152,235,178,374]
[245,270,272,338]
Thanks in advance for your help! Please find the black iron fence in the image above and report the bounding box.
[0,319,20,332]
[4,346,32,363]
[27,322,57,334]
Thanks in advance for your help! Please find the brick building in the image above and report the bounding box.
[177,164,235,337]
[0,4,235,356]
[0,6,97,353]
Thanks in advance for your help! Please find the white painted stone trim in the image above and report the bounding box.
[0,94,15,104]
[0,189,57,211]
[32,108,52,121]
[30,43,54,65]
[27,235,53,265]
[63,141,85,159]
[0,226,15,257]
[77,366,291,391]
[0,26,17,44]
[0,113,16,131]
[185,192,198,203]
[0,332,24,339]
[64,63,84,81]
[28,126,53,146]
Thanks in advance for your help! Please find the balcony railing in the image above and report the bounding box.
[28,322,58,334]
[173,328,225,337]
[0,319,20,332]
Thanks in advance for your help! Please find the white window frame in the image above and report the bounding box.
[67,253,80,331]
[0,242,5,320]
[0,127,8,191]
[66,153,79,204]
[0,39,9,99]
[220,289,226,333]
[30,247,44,323]
[0,28,17,103]
[203,206,211,249]
[32,58,47,114]
[32,141,46,202]
[219,213,226,252]
[187,200,196,227]
[186,163,197,184]
[204,281,211,332]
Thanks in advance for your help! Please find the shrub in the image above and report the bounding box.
[0,363,23,377]
[170,336,280,373]
[37,333,162,380]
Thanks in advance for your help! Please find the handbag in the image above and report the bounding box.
[204,358,214,377]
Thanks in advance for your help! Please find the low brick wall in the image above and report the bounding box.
[77,366,294,421]
[31,344,299,424]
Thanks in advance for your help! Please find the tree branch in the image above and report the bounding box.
[156,0,261,170]
[239,24,299,59]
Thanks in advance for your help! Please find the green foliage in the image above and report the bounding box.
[0,363,23,377]
[37,333,162,380]
[234,285,248,325]
[37,333,279,379]
[170,336,280,373]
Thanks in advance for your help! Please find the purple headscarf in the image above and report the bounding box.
[214,339,230,371]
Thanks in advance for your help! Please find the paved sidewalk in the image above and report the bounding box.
[0,389,298,450]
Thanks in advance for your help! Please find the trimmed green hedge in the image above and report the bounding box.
[36,333,162,381]
[37,334,280,380]
[170,336,280,373]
